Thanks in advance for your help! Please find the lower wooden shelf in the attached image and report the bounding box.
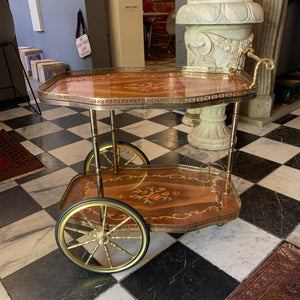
[59,165,241,233]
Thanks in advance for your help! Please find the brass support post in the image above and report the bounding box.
[89,109,103,197]
[225,102,240,194]
[110,110,118,174]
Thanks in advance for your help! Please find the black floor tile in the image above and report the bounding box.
[70,160,85,174]
[6,130,27,143]
[150,151,202,166]
[45,203,60,221]
[0,186,42,228]
[264,126,300,147]
[94,129,141,145]
[121,242,239,300]
[16,152,67,184]
[50,113,90,129]
[4,114,45,129]
[235,130,260,149]
[285,152,300,170]
[30,130,82,151]
[240,184,300,238]
[149,111,183,127]
[273,114,298,125]
[24,102,59,111]
[101,112,144,127]
[217,150,280,183]
[69,107,88,113]
[2,250,117,300]
[147,128,188,150]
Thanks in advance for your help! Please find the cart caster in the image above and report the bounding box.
[84,141,150,172]
[55,197,150,273]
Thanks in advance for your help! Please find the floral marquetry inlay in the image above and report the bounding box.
[119,185,180,207]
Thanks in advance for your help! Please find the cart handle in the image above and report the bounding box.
[231,47,275,89]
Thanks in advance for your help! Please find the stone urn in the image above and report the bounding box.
[177,0,263,150]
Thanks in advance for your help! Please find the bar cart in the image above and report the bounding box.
[38,48,274,273]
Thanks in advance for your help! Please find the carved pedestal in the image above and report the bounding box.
[177,0,263,150]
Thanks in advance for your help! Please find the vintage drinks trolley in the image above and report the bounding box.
[38,48,274,273]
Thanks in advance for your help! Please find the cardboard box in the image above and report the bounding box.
[31,59,56,81]
[37,62,65,83]
[19,48,43,76]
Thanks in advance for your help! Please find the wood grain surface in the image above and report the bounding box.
[59,167,241,232]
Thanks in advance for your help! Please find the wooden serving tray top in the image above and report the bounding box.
[38,67,256,110]
[59,166,241,232]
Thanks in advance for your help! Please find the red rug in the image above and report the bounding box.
[0,129,44,183]
[228,242,300,299]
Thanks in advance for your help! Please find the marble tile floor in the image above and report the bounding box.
[0,99,299,300]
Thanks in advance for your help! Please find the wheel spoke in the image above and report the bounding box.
[101,206,108,233]
[109,240,134,258]
[67,238,96,250]
[110,235,142,240]
[107,216,132,235]
[117,147,121,165]
[103,244,113,268]
[79,210,98,231]
[65,226,97,237]
[124,154,138,166]
[101,150,114,167]
[85,242,100,265]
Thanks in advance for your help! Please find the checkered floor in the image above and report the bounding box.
[0,97,299,299]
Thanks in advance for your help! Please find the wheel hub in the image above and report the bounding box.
[97,232,109,244]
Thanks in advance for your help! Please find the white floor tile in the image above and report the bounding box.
[39,107,77,120]
[68,121,111,139]
[231,175,254,195]
[286,223,300,248]
[81,110,122,119]
[94,284,135,300]
[176,144,228,164]
[122,120,168,138]
[127,109,169,119]
[0,107,32,121]
[0,282,11,300]
[240,137,299,164]
[292,108,300,116]
[179,218,280,282]
[237,122,280,136]
[0,210,57,278]
[49,140,92,165]
[21,167,77,207]
[0,181,18,193]
[0,122,12,131]
[112,232,176,281]
[173,123,193,133]
[285,116,300,130]
[20,140,44,155]
[15,121,62,139]
[259,165,300,201]
[132,139,170,161]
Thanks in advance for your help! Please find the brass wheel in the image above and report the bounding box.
[56,198,149,273]
[84,141,149,172]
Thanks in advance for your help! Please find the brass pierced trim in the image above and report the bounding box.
[38,67,257,111]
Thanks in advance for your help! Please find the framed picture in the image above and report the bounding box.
[28,0,44,31]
